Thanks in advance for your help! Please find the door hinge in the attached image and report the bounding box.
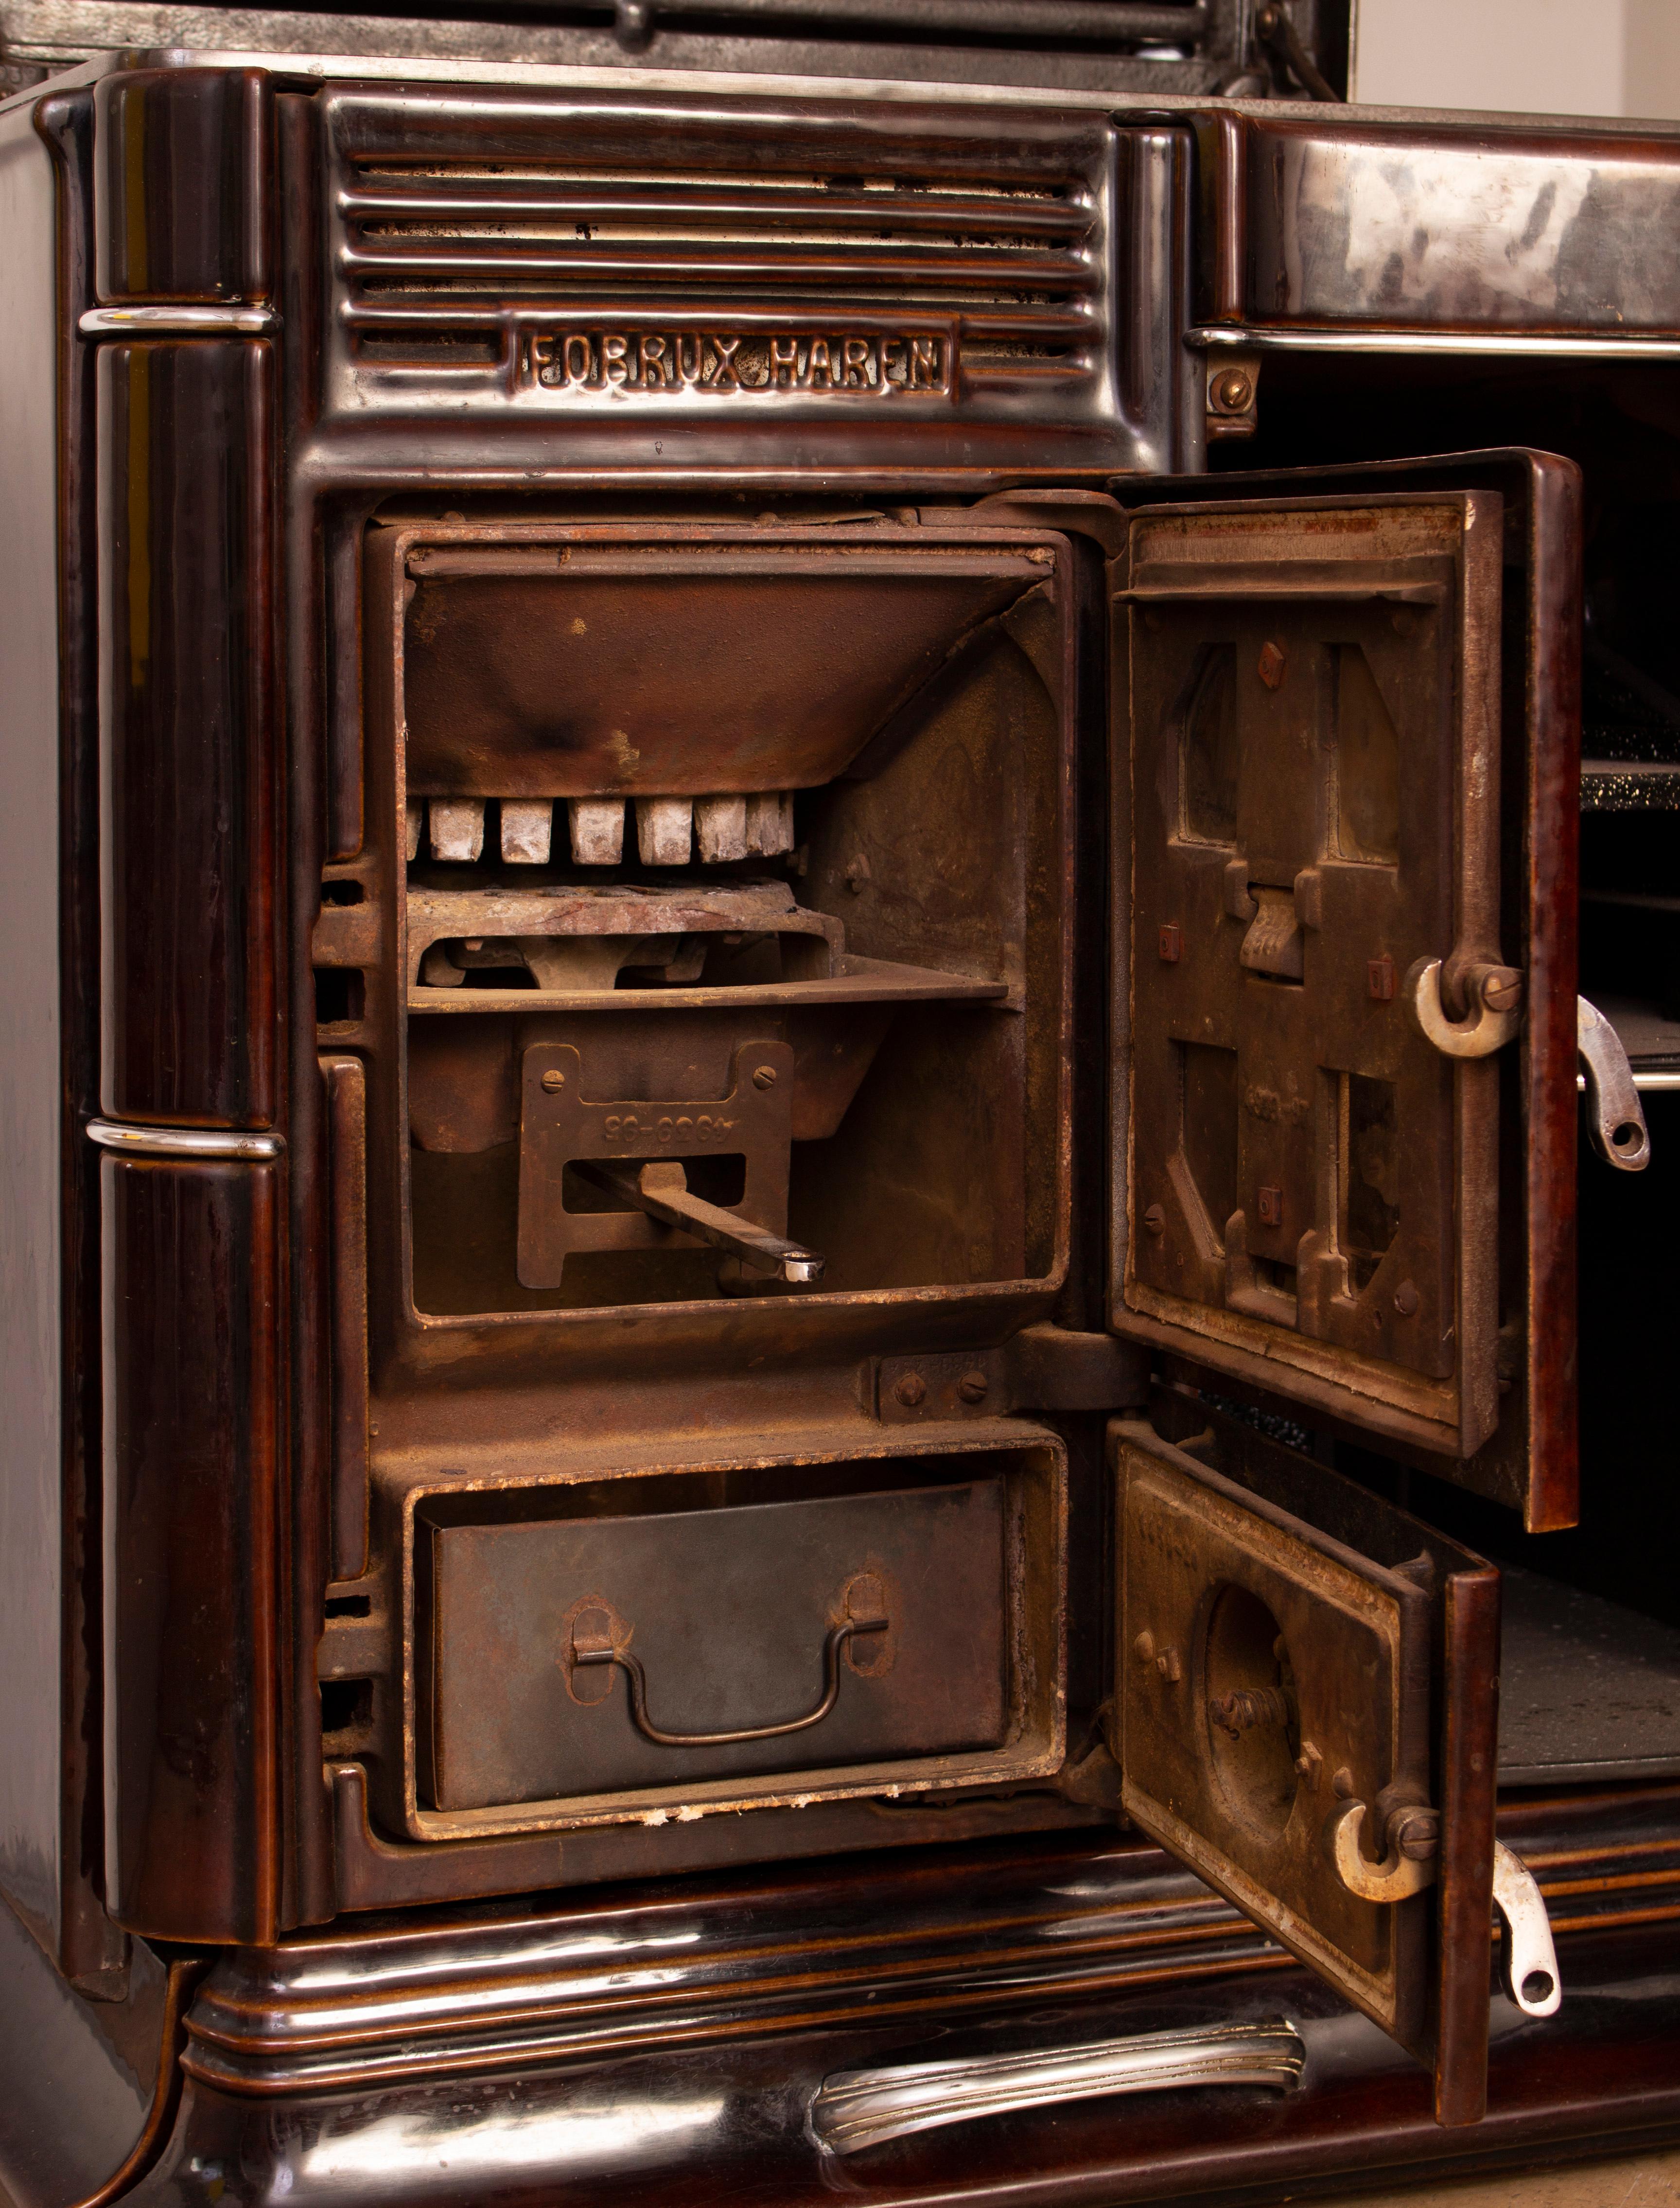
[875,1325,1151,1423]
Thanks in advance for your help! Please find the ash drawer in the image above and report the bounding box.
[419,1477,1016,1812]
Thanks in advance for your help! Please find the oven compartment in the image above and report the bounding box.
[396,1434,1065,1840]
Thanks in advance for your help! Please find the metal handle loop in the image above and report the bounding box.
[1404,957,1522,1059]
[1327,1797,1439,1903]
[570,1598,887,1748]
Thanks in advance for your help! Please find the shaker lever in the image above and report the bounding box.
[578,1158,825,1284]
[1577,997,1651,1170]
[1491,1841,1562,2017]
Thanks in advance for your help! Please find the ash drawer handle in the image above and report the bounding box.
[568,1577,888,1748]
[810,2018,1306,2155]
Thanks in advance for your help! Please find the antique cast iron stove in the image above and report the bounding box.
[4,3,1680,2201]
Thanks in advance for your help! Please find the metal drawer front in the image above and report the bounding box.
[421,1480,1007,1809]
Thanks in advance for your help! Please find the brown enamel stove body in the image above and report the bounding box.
[4,33,1680,2208]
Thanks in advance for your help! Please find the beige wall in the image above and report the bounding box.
[1352,0,1680,120]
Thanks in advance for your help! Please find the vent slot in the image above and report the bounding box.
[336,143,1105,390]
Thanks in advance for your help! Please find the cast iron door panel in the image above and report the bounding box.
[1118,493,1508,1461]
[421,1481,1007,1809]
[1115,1403,1502,2126]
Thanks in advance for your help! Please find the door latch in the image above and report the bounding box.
[1404,958,1523,1059]
[1327,1794,1440,1903]
[1578,996,1651,1171]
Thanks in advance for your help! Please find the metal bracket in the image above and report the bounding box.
[1328,1796,1439,1903]
[875,1326,1151,1423]
[1578,996,1651,1171]
[811,2018,1306,2155]
[1491,1840,1562,2018]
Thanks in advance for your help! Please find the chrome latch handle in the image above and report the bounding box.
[1492,1840,1562,2017]
[1405,957,1523,1059]
[810,2018,1306,2155]
[1578,996,1651,1171]
[568,1578,887,1748]
[1328,1797,1440,1903]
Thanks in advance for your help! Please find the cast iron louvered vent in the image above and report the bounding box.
[316,88,1191,471]
[336,148,1103,392]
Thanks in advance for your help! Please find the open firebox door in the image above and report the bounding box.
[1099,462,1582,2126]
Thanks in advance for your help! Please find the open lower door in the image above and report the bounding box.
[1109,454,1581,1531]
[1114,1391,1560,2128]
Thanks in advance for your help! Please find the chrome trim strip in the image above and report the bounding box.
[1577,1071,1680,1093]
[810,2019,1306,2155]
[1188,324,1680,361]
[79,305,278,337]
[86,1120,284,1161]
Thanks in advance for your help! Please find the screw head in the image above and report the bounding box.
[893,1373,927,1409]
[541,1069,566,1093]
[752,1064,778,1090]
[1480,968,1523,1014]
[1143,1203,1166,1236]
[1212,368,1253,413]
[957,1369,989,1405]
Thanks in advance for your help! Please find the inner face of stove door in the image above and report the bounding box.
[374,520,1071,1316]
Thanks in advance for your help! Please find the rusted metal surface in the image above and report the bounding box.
[421,1477,1007,1811]
[1117,493,1507,1461]
[362,1425,1066,1842]
[1119,1389,1502,2119]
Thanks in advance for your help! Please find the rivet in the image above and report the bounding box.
[1212,368,1253,412]
[1393,1280,1420,1317]
[752,1064,778,1090]
[541,1069,566,1093]
[1133,1630,1156,1662]
[1143,1203,1166,1236]
[894,1373,927,1409]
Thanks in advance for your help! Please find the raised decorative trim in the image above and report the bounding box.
[810,2019,1306,2155]
[1188,324,1680,361]
[79,305,278,338]
[87,1119,284,1161]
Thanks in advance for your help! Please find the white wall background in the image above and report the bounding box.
[1352,0,1680,121]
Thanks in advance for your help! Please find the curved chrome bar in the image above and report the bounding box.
[79,305,278,337]
[574,1617,885,1748]
[811,2018,1307,2156]
[86,1119,285,1162]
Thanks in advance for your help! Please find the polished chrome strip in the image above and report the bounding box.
[810,2018,1306,2156]
[1189,323,1680,361]
[79,305,278,337]
[1577,1071,1680,1093]
[86,1119,284,1161]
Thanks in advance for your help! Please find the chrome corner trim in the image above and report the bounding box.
[1187,324,1680,362]
[86,1120,284,1162]
[810,2018,1306,2156]
[79,305,278,338]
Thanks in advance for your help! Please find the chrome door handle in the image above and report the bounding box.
[567,1577,887,1747]
[811,2018,1306,2155]
[1492,1840,1562,2018]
